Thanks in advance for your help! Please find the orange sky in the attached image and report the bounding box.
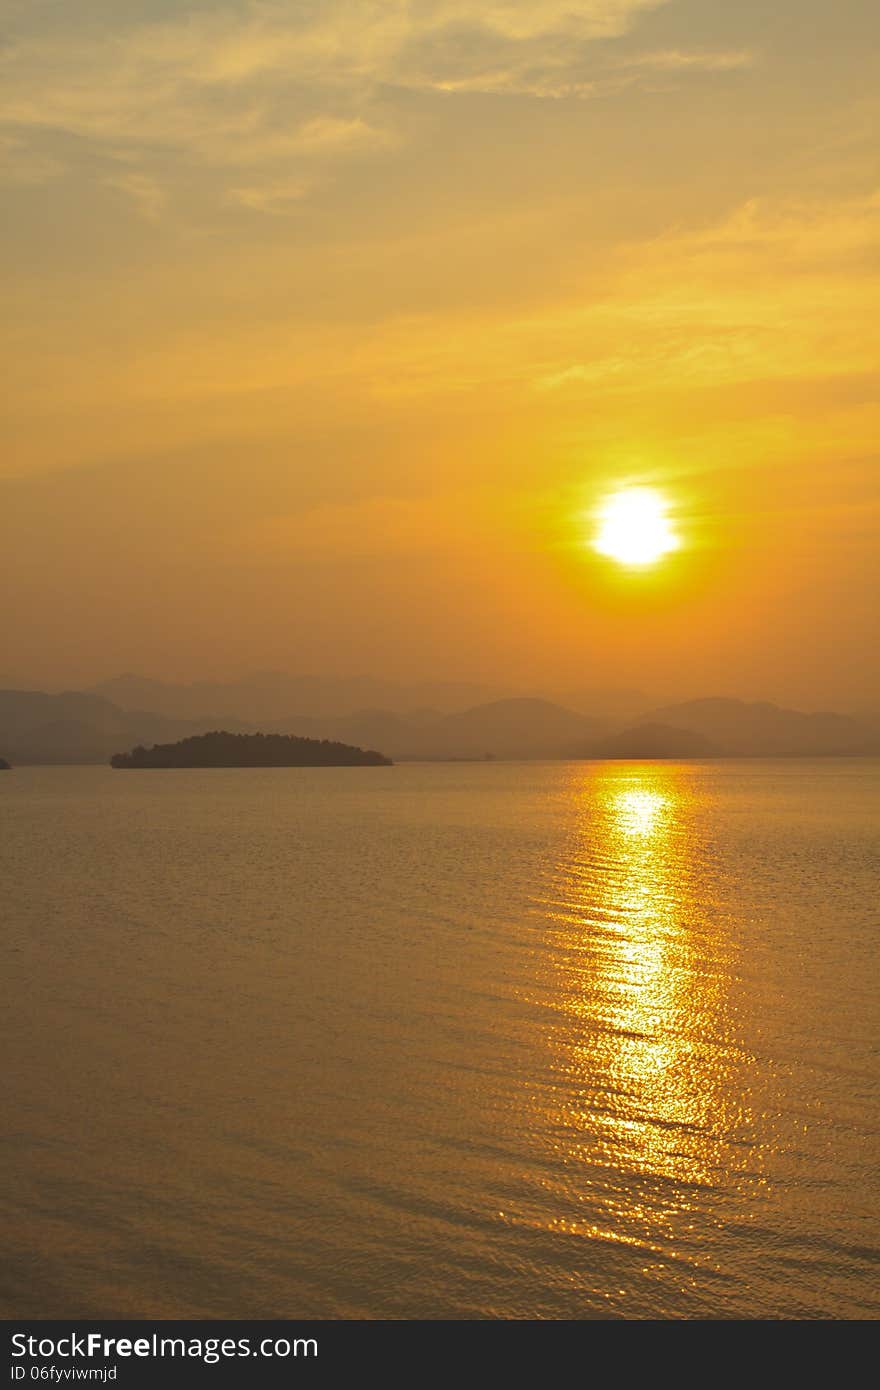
[2,1,878,709]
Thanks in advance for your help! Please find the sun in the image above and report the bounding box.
[592,487,679,567]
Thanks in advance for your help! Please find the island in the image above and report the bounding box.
[110,731,392,768]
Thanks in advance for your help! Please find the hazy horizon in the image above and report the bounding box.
[1,666,879,718]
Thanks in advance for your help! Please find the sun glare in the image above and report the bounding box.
[593,487,679,567]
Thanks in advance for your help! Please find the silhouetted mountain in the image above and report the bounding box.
[282,708,424,755]
[111,731,391,768]
[421,699,603,759]
[0,689,252,764]
[642,697,877,756]
[560,687,664,720]
[233,694,880,761]
[90,671,675,725]
[592,723,719,760]
[90,672,507,721]
[281,698,605,760]
[4,687,877,764]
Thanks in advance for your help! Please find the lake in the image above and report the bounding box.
[1,760,878,1318]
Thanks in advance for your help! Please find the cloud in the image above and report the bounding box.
[0,133,62,185]
[104,170,167,221]
[0,2,764,208]
[526,192,880,396]
[0,1,676,187]
[620,48,755,72]
[287,116,394,154]
[225,175,315,214]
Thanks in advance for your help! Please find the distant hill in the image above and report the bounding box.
[420,698,603,760]
[4,686,877,764]
[0,756,10,770]
[281,708,427,756]
[592,722,719,760]
[641,697,877,756]
[560,686,664,720]
[90,672,508,721]
[111,731,392,768]
[281,698,606,760]
[89,671,672,725]
[0,689,252,765]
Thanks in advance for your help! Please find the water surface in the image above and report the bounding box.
[2,760,878,1317]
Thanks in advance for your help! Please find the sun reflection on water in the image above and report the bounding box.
[524,764,760,1260]
[613,786,669,839]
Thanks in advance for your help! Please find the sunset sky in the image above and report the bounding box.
[3,1,878,709]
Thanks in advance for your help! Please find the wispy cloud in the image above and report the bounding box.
[619,48,756,73]
[0,0,708,205]
[0,133,62,185]
[104,170,167,222]
[226,174,315,213]
[527,192,880,396]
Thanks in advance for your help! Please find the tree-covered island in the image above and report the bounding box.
[110,731,392,768]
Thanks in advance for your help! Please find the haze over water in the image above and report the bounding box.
[2,760,878,1319]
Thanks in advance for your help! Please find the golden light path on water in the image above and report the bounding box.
[520,764,763,1292]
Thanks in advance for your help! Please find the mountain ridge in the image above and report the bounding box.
[2,686,877,763]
